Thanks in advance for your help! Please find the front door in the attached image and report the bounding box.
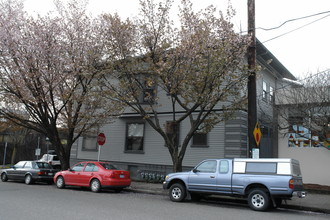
[65,162,86,185]
[7,161,26,180]
[188,160,217,192]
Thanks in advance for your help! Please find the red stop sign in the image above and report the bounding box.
[97,133,106,146]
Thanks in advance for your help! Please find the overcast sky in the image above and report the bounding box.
[23,0,330,79]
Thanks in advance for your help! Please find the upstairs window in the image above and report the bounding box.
[269,86,274,103]
[262,81,268,101]
[138,76,156,104]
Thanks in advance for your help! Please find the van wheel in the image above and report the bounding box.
[248,189,270,211]
[169,183,186,202]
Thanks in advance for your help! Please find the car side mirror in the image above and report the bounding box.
[193,168,199,173]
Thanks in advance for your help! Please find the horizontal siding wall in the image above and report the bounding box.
[74,111,247,176]
[183,120,225,166]
[224,111,248,158]
[76,114,228,164]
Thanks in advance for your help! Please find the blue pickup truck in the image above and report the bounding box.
[163,158,306,211]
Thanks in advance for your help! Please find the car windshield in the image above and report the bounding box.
[100,163,117,170]
[35,162,52,169]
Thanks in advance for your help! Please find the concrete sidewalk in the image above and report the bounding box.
[126,181,330,214]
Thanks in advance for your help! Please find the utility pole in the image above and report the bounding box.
[247,0,257,157]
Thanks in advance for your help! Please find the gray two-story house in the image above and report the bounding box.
[70,39,297,180]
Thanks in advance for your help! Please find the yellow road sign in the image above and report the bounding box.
[253,122,262,146]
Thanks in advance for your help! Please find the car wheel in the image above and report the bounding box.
[56,176,65,189]
[1,173,8,182]
[169,183,186,202]
[90,179,101,193]
[25,174,33,185]
[248,189,270,211]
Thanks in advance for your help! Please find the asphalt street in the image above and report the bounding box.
[0,181,329,220]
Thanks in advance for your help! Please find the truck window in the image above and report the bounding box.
[219,160,229,173]
[195,160,217,173]
[246,162,277,174]
[292,164,302,176]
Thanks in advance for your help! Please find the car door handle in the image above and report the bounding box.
[210,176,215,178]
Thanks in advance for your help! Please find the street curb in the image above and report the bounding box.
[124,187,167,196]
[281,204,330,214]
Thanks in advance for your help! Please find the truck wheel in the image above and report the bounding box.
[169,183,186,202]
[248,189,270,211]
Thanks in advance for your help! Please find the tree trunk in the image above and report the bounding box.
[50,137,71,170]
[172,157,183,172]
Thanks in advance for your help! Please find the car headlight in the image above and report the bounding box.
[165,175,169,180]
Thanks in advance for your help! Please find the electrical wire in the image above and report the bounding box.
[256,10,330,31]
[261,13,330,44]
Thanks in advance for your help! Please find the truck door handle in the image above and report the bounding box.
[210,176,215,178]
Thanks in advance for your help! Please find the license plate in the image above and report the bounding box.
[48,173,53,176]
[120,174,125,178]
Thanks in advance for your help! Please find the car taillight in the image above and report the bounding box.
[38,171,46,176]
[289,179,294,189]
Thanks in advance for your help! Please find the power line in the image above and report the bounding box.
[261,13,330,44]
[257,10,330,31]
[239,10,330,44]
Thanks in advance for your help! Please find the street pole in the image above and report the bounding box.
[37,136,40,160]
[97,145,101,162]
[247,0,257,157]
[46,137,49,161]
[3,142,7,166]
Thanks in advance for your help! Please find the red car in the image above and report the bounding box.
[54,161,131,192]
